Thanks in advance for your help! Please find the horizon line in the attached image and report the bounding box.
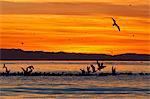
[0,48,149,55]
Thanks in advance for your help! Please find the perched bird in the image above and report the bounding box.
[112,18,120,31]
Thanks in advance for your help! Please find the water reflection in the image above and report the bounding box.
[0,76,149,98]
[0,61,150,73]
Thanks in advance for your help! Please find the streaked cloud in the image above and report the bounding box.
[1,1,149,18]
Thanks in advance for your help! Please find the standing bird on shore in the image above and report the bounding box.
[112,18,120,31]
[3,64,10,74]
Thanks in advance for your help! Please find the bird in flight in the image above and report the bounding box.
[129,4,132,6]
[132,34,134,37]
[112,18,120,31]
[21,42,24,45]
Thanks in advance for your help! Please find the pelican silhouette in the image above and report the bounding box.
[90,64,96,73]
[3,64,10,74]
[112,18,120,31]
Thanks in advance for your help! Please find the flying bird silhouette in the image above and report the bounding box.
[21,42,24,45]
[96,61,106,71]
[112,18,120,31]
[129,4,132,6]
[90,64,96,73]
[21,65,34,75]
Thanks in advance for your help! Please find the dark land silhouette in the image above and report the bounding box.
[0,49,150,61]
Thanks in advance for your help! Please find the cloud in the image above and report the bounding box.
[0,1,149,17]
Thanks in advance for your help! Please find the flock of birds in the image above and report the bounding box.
[80,60,107,74]
[3,64,34,76]
[2,18,124,76]
[2,60,117,76]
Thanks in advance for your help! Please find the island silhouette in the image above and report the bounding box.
[0,49,149,61]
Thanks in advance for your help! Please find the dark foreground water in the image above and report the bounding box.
[0,75,150,98]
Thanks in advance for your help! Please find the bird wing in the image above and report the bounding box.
[116,24,120,31]
[112,18,116,23]
[21,67,26,72]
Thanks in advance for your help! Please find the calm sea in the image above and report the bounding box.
[0,61,150,98]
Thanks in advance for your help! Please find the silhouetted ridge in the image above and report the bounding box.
[113,53,150,61]
[0,49,149,60]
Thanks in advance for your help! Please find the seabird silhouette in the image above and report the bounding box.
[112,18,120,31]
[96,61,106,71]
[27,66,34,70]
[21,65,34,75]
[129,4,132,6]
[90,64,96,73]
[86,66,91,74]
[3,64,10,74]
[132,34,134,37]
[21,42,24,45]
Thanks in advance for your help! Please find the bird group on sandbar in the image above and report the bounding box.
[80,60,107,75]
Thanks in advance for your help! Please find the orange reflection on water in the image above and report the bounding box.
[0,61,149,73]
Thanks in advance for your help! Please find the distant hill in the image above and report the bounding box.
[0,49,150,61]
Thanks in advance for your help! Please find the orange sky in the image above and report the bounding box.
[0,0,149,54]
